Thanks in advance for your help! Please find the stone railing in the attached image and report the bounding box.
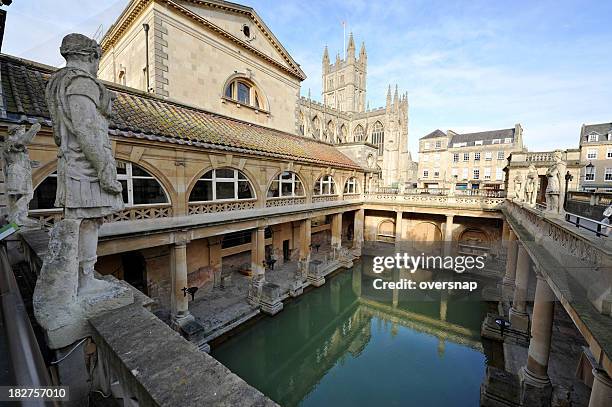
[313,195,339,203]
[381,188,505,198]
[265,197,306,207]
[188,199,256,214]
[29,204,173,228]
[364,192,505,210]
[525,151,554,162]
[568,190,612,206]
[504,199,612,314]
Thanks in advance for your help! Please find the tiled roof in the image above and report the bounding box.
[0,54,360,170]
[582,122,612,137]
[420,129,447,140]
[449,128,515,147]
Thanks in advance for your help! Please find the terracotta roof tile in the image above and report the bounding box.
[0,54,360,170]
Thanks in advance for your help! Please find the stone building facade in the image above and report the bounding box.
[578,122,612,192]
[297,36,416,187]
[417,125,524,190]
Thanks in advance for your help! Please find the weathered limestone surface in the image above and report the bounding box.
[90,304,277,407]
[2,122,40,226]
[33,33,133,348]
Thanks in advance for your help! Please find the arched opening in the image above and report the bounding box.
[458,228,490,256]
[189,168,255,202]
[343,177,359,194]
[314,175,336,196]
[372,121,384,154]
[224,77,265,110]
[312,116,320,139]
[354,125,364,142]
[326,120,334,143]
[339,124,347,143]
[377,220,395,243]
[30,161,170,210]
[267,171,305,198]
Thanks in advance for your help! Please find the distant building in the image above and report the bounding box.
[578,122,612,192]
[417,124,524,190]
[297,35,416,187]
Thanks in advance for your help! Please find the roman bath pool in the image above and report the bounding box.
[212,256,492,406]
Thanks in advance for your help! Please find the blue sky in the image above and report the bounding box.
[3,0,612,156]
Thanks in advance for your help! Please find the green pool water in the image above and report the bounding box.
[212,257,489,407]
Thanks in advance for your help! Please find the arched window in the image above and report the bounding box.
[372,121,384,154]
[354,125,364,142]
[339,124,347,143]
[326,120,334,143]
[224,78,264,110]
[299,112,305,135]
[189,168,254,202]
[312,116,320,138]
[314,175,336,196]
[377,220,395,243]
[344,177,359,194]
[267,171,304,198]
[30,161,170,209]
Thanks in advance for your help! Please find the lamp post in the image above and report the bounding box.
[564,171,573,211]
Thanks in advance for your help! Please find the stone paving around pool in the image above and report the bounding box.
[190,245,358,346]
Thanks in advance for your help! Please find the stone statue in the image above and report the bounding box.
[2,122,41,226]
[513,172,524,201]
[524,164,538,207]
[34,34,132,349]
[545,150,566,215]
[447,175,457,197]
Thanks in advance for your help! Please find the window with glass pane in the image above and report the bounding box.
[372,122,384,154]
[315,175,336,196]
[189,168,254,202]
[32,162,170,209]
[267,171,304,198]
[354,125,364,141]
[344,177,358,194]
[237,82,250,104]
[29,172,57,210]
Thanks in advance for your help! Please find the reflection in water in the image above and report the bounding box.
[212,256,488,407]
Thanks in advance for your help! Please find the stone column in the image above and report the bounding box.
[589,369,612,407]
[502,221,510,248]
[509,244,530,333]
[171,241,191,325]
[248,227,266,305]
[502,230,518,299]
[520,274,555,405]
[443,214,454,256]
[331,213,342,251]
[353,208,364,252]
[271,224,284,267]
[395,210,403,246]
[208,237,222,288]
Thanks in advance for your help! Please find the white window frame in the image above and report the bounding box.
[314,175,337,196]
[497,151,505,160]
[423,169,429,178]
[451,168,458,177]
[484,167,491,180]
[344,177,359,194]
[268,171,305,198]
[607,148,612,159]
[116,161,170,207]
[587,149,597,160]
[473,169,480,180]
[190,168,254,202]
[475,140,483,146]
[588,133,598,142]
[463,153,470,161]
[492,139,501,145]
[462,168,469,180]
[474,152,481,161]
[485,152,492,161]
[605,168,612,182]
[504,138,512,144]
[433,168,440,178]
[585,167,596,181]
[435,140,442,149]
[496,168,504,181]
[453,153,459,163]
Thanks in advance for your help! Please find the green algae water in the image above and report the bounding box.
[212,256,489,407]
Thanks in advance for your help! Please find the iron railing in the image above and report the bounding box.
[565,212,610,238]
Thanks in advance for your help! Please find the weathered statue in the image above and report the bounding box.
[545,150,566,215]
[2,123,41,226]
[524,164,538,207]
[513,172,524,201]
[447,175,457,196]
[34,34,132,349]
